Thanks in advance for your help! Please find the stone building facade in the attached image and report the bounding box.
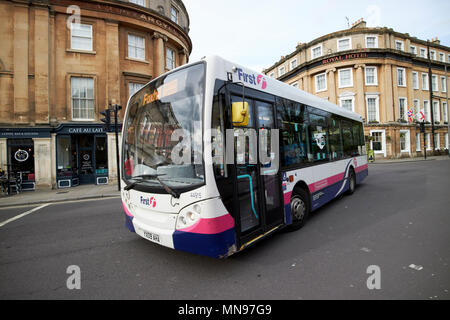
[0,0,191,189]
[263,19,449,159]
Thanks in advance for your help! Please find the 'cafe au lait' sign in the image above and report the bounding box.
[67,127,104,134]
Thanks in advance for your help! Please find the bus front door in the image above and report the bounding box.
[230,95,284,248]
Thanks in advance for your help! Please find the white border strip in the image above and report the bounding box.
[0,204,50,227]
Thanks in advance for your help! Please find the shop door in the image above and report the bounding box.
[78,135,95,184]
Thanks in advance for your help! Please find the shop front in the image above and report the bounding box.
[0,128,53,191]
[55,124,109,188]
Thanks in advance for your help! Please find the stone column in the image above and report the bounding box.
[107,132,121,183]
[33,138,53,189]
[326,68,337,104]
[0,139,7,174]
[51,133,57,188]
[354,64,366,119]
[106,20,120,109]
[34,5,50,124]
[178,48,188,66]
[383,64,394,123]
[153,32,167,77]
[13,3,30,124]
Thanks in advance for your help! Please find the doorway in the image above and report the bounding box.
[229,94,284,245]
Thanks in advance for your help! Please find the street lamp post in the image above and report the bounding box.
[109,103,122,191]
[427,41,436,152]
[446,64,449,157]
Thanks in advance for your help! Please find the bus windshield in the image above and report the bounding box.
[122,63,205,192]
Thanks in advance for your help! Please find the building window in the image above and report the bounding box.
[395,40,404,51]
[279,66,286,77]
[311,45,322,59]
[416,133,421,151]
[365,66,377,86]
[128,34,145,60]
[337,37,351,51]
[410,45,417,55]
[290,59,298,70]
[422,73,429,90]
[370,130,385,156]
[433,101,440,123]
[412,71,419,89]
[400,130,410,153]
[340,97,354,112]
[443,102,448,123]
[365,35,378,48]
[426,133,431,150]
[129,0,145,6]
[430,50,436,60]
[338,68,353,88]
[399,97,407,121]
[170,6,179,23]
[424,100,430,122]
[441,76,447,92]
[71,77,94,120]
[397,68,406,87]
[420,48,427,58]
[434,133,440,150]
[413,99,420,118]
[439,52,445,62]
[70,23,93,51]
[166,47,175,70]
[445,133,449,150]
[366,95,380,123]
[291,82,299,88]
[269,72,275,78]
[128,82,145,98]
[315,73,327,92]
[431,75,438,92]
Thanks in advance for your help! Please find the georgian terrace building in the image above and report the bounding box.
[0,0,191,189]
[263,19,449,159]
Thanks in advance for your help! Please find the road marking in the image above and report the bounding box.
[0,204,50,227]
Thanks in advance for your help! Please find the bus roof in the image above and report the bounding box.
[200,55,364,123]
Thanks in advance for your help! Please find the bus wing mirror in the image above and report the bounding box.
[232,102,249,127]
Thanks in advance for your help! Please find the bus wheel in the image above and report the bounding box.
[288,188,310,231]
[347,169,356,195]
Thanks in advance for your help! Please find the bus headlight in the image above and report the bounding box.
[176,204,202,230]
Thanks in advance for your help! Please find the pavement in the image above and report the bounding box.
[0,155,448,209]
[369,155,449,164]
[0,183,120,208]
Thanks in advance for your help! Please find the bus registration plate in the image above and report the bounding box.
[143,231,160,243]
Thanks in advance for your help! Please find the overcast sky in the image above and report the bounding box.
[183,0,450,72]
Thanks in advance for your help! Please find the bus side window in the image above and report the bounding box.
[329,117,343,160]
[276,100,309,167]
[308,113,330,162]
[342,120,359,157]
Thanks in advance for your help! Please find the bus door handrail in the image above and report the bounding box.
[237,174,259,220]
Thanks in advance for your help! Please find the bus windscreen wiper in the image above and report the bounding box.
[124,174,165,191]
[124,174,180,199]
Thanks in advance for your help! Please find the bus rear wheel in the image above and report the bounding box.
[347,169,356,195]
[287,188,310,231]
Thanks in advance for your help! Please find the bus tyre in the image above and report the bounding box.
[287,188,310,231]
[347,169,356,195]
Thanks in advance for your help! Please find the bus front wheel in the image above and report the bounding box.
[287,188,310,231]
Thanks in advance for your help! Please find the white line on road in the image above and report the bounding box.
[0,204,50,227]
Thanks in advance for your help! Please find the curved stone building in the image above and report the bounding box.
[0,0,192,189]
[264,19,449,159]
